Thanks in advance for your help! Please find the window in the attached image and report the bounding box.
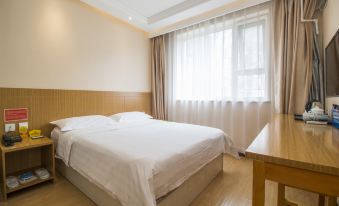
[172,11,270,101]
[236,20,267,99]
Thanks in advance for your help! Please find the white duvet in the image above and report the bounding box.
[54,119,235,206]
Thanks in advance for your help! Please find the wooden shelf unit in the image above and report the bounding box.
[0,137,55,201]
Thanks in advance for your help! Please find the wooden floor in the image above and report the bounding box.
[3,155,329,206]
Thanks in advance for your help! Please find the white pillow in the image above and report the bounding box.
[50,115,115,132]
[109,112,153,122]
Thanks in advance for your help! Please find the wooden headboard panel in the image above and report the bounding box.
[0,88,151,135]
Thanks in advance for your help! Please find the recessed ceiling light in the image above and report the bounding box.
[128,16,132,20]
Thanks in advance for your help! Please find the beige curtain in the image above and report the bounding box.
[274,0,317,114]
[151,35,167,120]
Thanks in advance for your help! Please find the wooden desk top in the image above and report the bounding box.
[0,136,53,153]
[246,115,339,176]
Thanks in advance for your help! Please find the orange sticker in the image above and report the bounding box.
[4,108,28,122]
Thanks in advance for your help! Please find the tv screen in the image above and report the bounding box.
[326,29,339,97]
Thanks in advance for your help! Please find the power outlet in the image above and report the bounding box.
[5,123,16,132]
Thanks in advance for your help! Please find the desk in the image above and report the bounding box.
[246,115,339,206]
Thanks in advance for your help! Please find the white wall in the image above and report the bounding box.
[323,0,339,46]
[323,0,339,110]
[0,0,150,92]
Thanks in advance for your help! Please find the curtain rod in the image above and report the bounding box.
[149,0,271,38]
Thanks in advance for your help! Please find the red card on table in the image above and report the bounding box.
[4,108,28,122]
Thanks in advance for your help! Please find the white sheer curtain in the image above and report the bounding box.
[165,2,274,150]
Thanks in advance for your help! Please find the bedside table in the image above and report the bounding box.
[0,136,55,201]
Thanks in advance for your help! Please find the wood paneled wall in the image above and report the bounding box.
[0,88,151,136]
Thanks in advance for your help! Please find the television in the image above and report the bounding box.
[326,29,339,97]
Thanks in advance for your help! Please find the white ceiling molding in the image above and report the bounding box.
[80,0,270,38]
[148,0,211,24]
[149,0,271,37]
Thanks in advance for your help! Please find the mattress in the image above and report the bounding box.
[51,119,234,206]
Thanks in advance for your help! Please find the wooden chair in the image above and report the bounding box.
[278,183,338,206]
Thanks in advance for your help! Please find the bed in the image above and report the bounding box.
[51,116,235,206]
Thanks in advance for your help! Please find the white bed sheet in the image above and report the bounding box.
[52,119,235,206]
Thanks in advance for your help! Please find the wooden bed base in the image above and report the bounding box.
[56,154,223,206]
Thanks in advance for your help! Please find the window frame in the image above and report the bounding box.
[173,13,271,102]
[233,19,268,101]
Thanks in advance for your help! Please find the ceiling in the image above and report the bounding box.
[81,0,267,37]
[117,0,188,17]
